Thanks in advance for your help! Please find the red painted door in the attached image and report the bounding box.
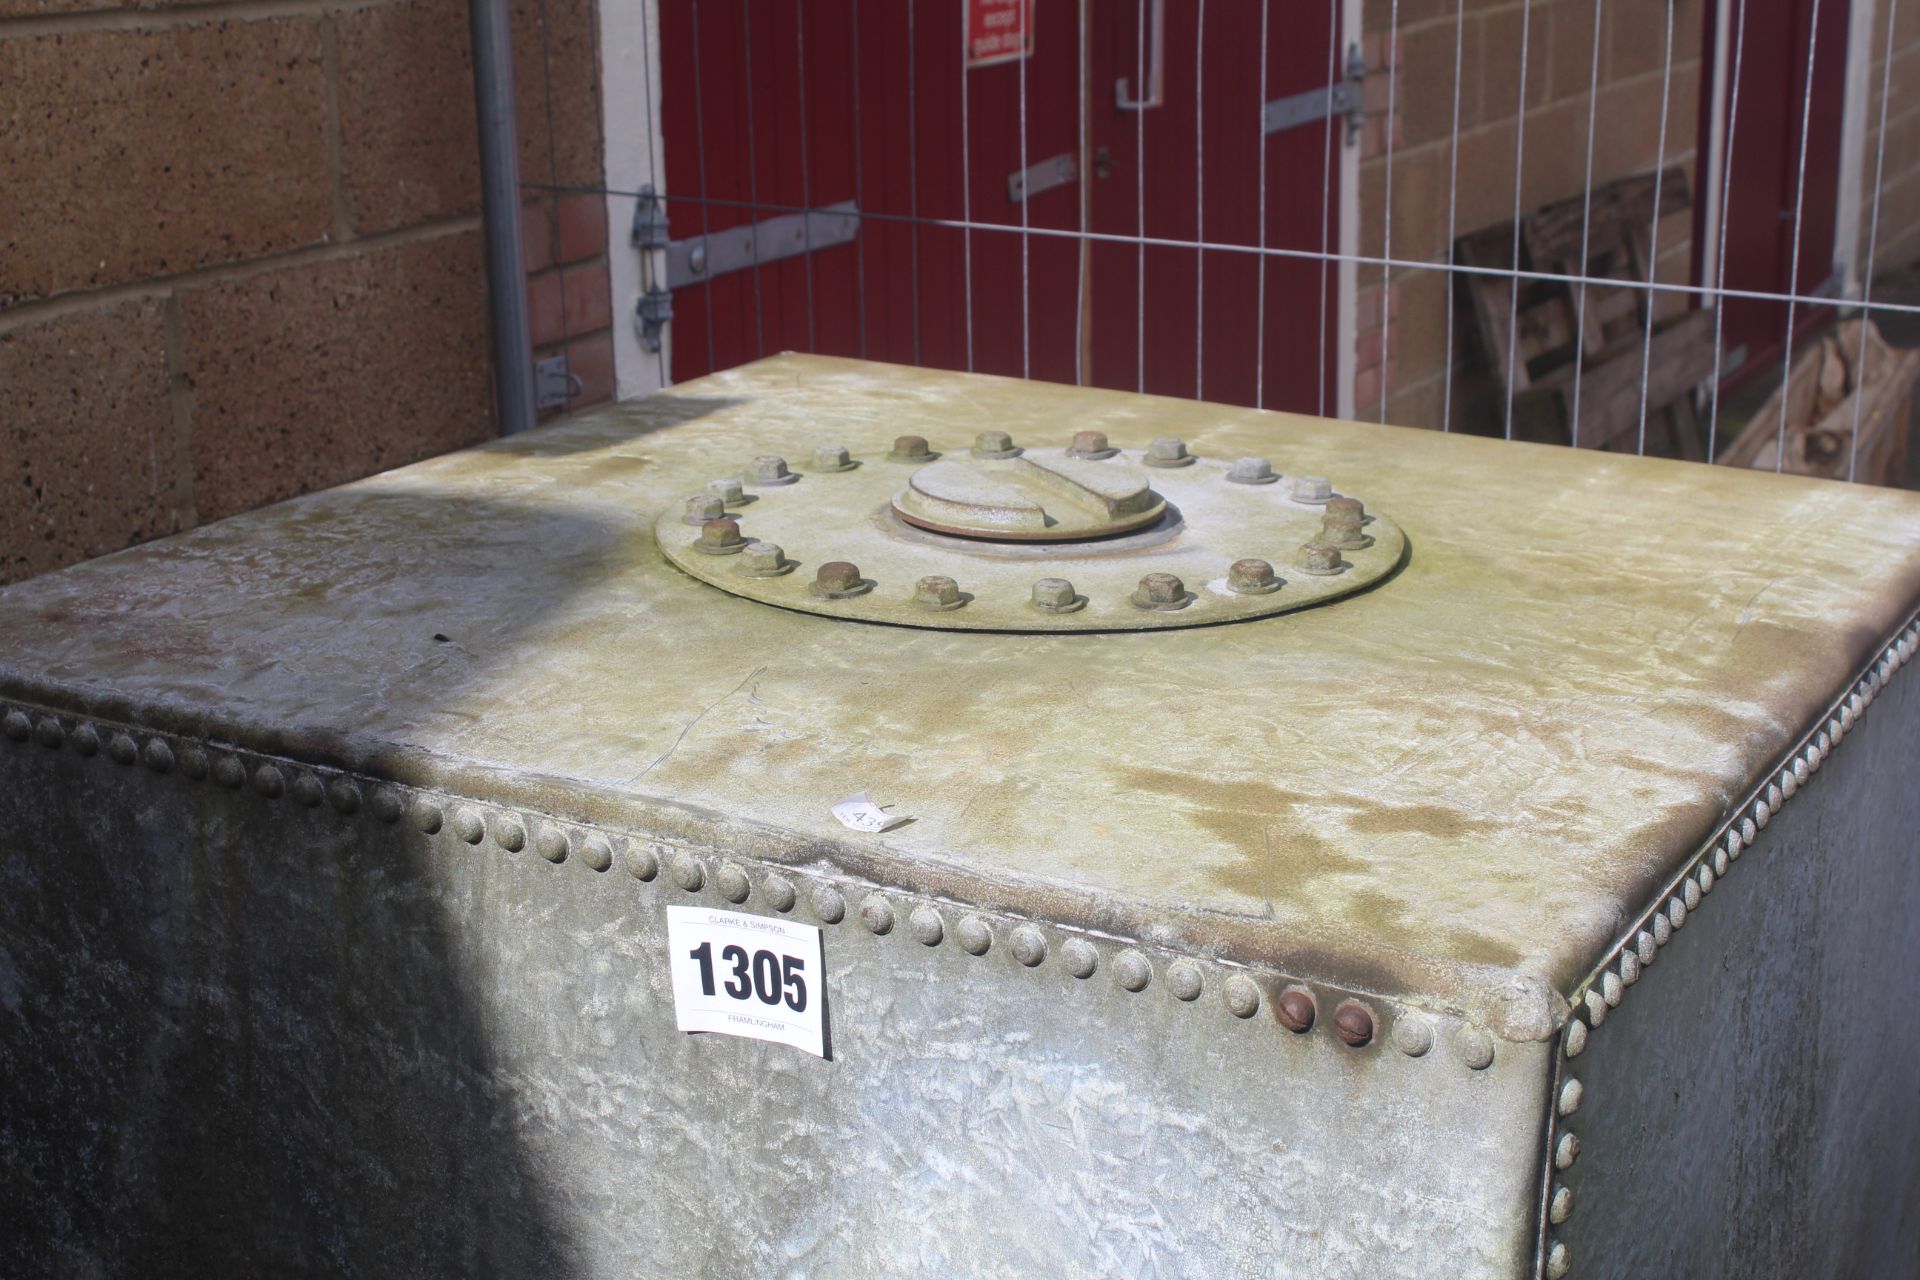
[657,1,1345,417]
[1700,0,1851,382]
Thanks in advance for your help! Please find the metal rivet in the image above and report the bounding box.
[1292,475,1334,503]
[1554,1132,1581,1170]
[1130,572,1190,611]
[1565,1020,1588,1058]
[1739,816,1757,845]
[142,739,174,774]
[1061,938,1098,978]
[748,455,799,485]
[1767,782,1783,810]
[1,710,29,742]
[1223,974,1260,1019]
[327,778,360,814]
[1682,878,1701,910]
[1010,925,1047,967]
[370,789,404,823]
[580,836,614,873]
[1697,864,1714,894]
[887,434,936,462]
[1275,987,1316,1033]
[1296,541,1346,576]
[1226,456,1278,485]
[1635,930,1657,965]
[1549,1184,1574,1225]
[535,827,569,864]
[1143,436,1195,467]
[1334,999,1375,1047]
[1713,846,1729,876]
[1793,755,1810,784]
[1226,558,1282,595]
[253,764,284,798]
[911,575,968,611]
[682,493,726,525]
[410,798,443,833]
[694,517,747,555]
[214,756,247,790]
[956,915,992,955]
[1618,952,1640,985]
[860,894,895,934]
[973,430,1021,458]
[811,444,857,472]
[1320,500,1373,550]
[1601,972,1622,1006]
[1726,827,1744,860]
[1393,1015,1434,1057]
[764,874,797,912]
[1166,961,1203,1002]
[33,717,63,749]
[1030,577,1086,613]
[739,540,796,578]
[911,906,944,946]
[1841,703,1856,731]
[71,724,100,757]
[489,813,525,851]
[109,733,139,765]
[451,808,485,845]
[1114,950,1151,991]
[813,885,846,924]
[1653,912,1672,946]
[811,561,873,599]
[1781,769,1799,799]
[290,772,323,807]
[1457,1027,1496,1069]
[706,478,748,506]
[1546,1240,1571,1279]
[1668,896,1687,928]
[671,854,705,892]
[1066,430,1118,459]
[717,863,750,903]
[180,747,209,780]
[1583,989,1607,1026]
[1559,1077,1584,1116]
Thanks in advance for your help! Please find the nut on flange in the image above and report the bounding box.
[1227,456,1279,485]
[887,434,937,462]
[1320,497,1374,550]
[706,478,750,507]
[1226,558,1282,596]
[972,430,1022,459]
[1030,577,1087,613]
[1296,541,1346,576]
[1292,476,1334,503]
[1143,436,1196,468]
[748,455,799,486]
[810,444,858,472]
[737,541,796,578]
[911,575,969,612]
[1131,572,1192,611]
[682,494,727,525]
[1065,430,1119,460]
[810,561,874,599]
[694,518,747,555]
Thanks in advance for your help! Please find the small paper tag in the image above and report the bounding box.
[665,906,826,1058]
[831,790,910,833]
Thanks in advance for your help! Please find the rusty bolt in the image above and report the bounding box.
[682,493,726,525]
[1292,475,1334,503]
[1326,495,1366,522]
[706,478,748,506]
[811,443,856,472]
[1296,541,1345,576]
[738,540,795,577]
[694,517,747,555]
[810,560,873,599]
[1030,577,1085,613]
[749,454,799,486]
[1275,987,1316,1033]
[973,430,1021,458]
[1227,456,1279,485]
[911,575,967,611]
[888,434,936,462]
[1131,572,1191,611]
[1066,429,1118,459]
[1320,506,1373,550]
[1334,1000,1375,1047]
[1226,558,1281,596]
[1143,436,1195,468]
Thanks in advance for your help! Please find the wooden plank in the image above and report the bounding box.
[1553,308,1717,451]
[1523,166,1692,269]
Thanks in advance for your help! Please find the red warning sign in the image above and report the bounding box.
[966,0,1033,68]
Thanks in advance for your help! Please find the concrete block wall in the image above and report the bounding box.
[1352,0,1704,429]
[0,0,607,586]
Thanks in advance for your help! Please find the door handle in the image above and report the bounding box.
[1115,0,1165,110]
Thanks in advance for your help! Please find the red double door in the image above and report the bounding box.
[658,0,1347,416]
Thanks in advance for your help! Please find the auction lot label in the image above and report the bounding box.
[666,906,826,1058]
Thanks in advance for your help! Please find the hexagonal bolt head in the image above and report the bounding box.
[749,455,799,485]
[1066,430,1118,459]
[1320,506,1373,550]
[1292,475,1334,503]
[811,443,855,471]
[1325,495,1366,522]
[1227,456,1279,485]
[1275,988,1317,1033]
[1333,1000,1376,1047]
[911,575,966,611]
[1144,436,1195,467]
[1296,541,1345,576]
[739,540,794,577]
[1030,577,1084,612]
[1227,558,1281,595]
[694,518,747,554]
[706,478,747,506]
[810,560,872,599]
[973,430,1021,458]
[1131,572,1191,611]
[682,493,726,525]
[888,434,936,462]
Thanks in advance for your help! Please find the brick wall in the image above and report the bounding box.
[0,0,607,585]
[1353,0,1704,428]
[1861,0,1920,276]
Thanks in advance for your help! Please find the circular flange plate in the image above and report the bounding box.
[656,447,1406,632]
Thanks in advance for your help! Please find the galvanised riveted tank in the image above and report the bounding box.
[3,354,1919,1278]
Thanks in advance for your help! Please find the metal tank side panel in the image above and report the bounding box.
[0,719,1550,1279]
